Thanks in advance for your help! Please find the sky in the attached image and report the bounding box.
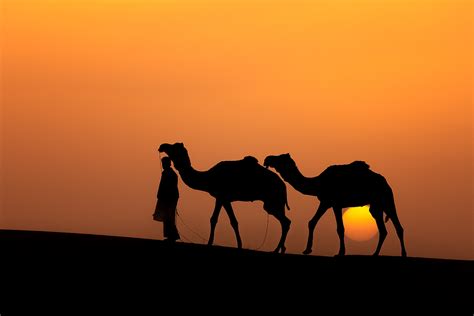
[1,0,472,259]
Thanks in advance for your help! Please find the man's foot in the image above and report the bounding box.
[164,236,180,243]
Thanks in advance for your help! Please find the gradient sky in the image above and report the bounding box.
[1,0,472,259]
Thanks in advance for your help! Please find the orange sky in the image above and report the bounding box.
[1,0,472,259]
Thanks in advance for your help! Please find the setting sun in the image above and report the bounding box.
[343,206,378,242]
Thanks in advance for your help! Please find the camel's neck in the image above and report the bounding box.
[279,165,320,196]
[175,154,209,192]
[178,167,210,192]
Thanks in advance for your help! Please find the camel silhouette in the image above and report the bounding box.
[158,143,291,253]
[264,154,407,257]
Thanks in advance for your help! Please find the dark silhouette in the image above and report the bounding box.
[2,229,471,310]
[158,143,291,253]
[264,154,407,257]
[153,156,180,242]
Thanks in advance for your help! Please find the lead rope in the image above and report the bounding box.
[177,209,270,250]
[254,213,270,250]
[176,206,270,250]
[177,207,270,250]
[176,208,207,243]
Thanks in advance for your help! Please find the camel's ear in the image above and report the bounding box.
[177,142,184,147]
[284,153,291,157]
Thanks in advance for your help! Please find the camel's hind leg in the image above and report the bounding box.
[223,202,242,249]
[208,200,222,246]
[273,212,291,254]
[389,213,407,257]
[371,205,387,256]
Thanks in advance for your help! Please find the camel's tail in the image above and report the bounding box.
[286,201,290,211]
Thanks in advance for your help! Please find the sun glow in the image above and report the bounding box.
[343,206,378,242]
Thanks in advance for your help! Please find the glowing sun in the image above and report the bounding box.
[343,205,377,241]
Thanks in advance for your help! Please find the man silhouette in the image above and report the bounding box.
[153,156,180,242]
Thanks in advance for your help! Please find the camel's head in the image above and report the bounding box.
[158,142,190,169]
[264,153,296,173]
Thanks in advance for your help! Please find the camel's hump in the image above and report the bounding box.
[321,160,371,176]
[243,156,259,164]
[211,156,260,170]
[350,161,370,169]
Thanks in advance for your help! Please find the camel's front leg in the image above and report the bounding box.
[208,200,222,246]
[223,202,242,249]
[304,202,329,255]
[372,208,387,256]
[333,207,345,256]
